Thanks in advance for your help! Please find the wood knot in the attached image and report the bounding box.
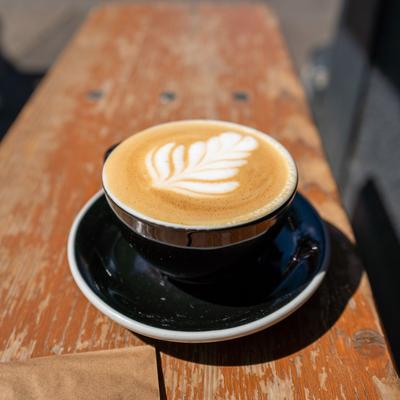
[352,329,385,357]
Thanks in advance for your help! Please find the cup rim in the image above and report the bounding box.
[102,119,298,231]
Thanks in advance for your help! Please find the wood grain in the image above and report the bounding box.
[0,3,399,399]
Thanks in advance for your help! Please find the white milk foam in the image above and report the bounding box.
[145,132,258,197]
[103,120,298,228]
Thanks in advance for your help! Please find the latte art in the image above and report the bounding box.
[145,132,258,197]
[103,120,297,228]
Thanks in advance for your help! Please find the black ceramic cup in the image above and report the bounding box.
[104,188,295,281]
[102,123,298,282]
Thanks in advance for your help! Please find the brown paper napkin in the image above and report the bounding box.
[0,346,159,400]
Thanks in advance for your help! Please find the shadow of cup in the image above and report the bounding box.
[139,223,362,366]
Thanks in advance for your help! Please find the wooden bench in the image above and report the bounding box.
[0,4,399,398]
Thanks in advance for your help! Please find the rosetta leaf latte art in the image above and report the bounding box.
[145,132,258,197]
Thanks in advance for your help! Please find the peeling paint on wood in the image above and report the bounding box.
[319,367,328,391]
[0,3,399,399]
[373,375,400,400]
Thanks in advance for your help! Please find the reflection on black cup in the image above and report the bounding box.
[104,189,295,281]
[102,120,298,281]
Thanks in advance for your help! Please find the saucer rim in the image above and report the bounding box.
[67,190,330,343]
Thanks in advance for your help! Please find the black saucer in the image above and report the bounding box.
[68,191,329,343]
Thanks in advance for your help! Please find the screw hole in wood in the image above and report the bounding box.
[160,91,176,103]
[87,89,104,101]
[233,91,249,101]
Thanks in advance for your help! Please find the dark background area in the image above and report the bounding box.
[0,0,399,368]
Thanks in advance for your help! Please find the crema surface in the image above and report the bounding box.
[103,121,297,228]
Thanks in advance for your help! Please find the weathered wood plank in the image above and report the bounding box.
[0,4,399,399]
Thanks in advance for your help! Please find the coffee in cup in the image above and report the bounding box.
[102,120,297,280]
[103,120,296,228]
